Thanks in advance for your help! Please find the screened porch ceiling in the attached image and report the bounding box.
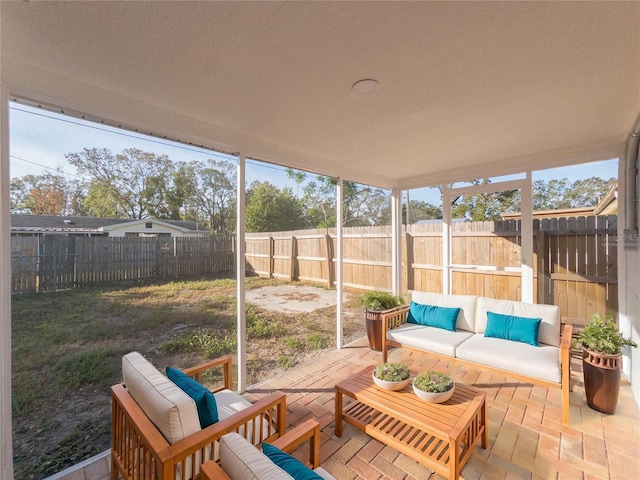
[2,1,639,189]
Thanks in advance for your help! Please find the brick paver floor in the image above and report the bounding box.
[49,337,640,480]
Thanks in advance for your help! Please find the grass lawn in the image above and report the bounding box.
[11,276,365,480]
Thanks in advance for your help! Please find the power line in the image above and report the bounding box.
[10,104,322,185]
[10,104,236,162]
[9,155,82,179]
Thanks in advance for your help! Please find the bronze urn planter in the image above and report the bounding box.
[361,291,405,352]
[577,313,637,415]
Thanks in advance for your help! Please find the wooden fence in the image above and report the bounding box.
[246,215,618,320]
[10,235,235,293]
[11,215,618,320]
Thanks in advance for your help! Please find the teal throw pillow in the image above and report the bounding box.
[484,311,542,347]
[262,442,323,480]
[406,301,461,331]
[166,367,219,428]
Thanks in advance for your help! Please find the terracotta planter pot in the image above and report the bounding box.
[582,347,622,414]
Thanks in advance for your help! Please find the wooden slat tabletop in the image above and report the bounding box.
[335,366,485,439]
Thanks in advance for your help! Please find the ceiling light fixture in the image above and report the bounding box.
[352,79,379,95]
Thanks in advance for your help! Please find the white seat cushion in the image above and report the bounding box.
[122,351,200,444]
[215,389,272,443]
[475,297,561,347]
[220,433,293,480]
[455,334,561,383]
[387,323,474,357]
[411,292,478,332]
[314,467,337,479]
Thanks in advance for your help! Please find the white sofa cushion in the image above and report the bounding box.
[387,323,475,357]
[475,297,561,347]
[411,292,478,332]
[455,334,561,383]
[122,351,200,445]
[220,433,293,480]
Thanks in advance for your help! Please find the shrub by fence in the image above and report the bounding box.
[11,235,235,293]
[245,215,618,321]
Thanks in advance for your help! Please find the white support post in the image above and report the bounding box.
[521,173,534,302]
[236,154,247,393]
[336,178,343,349]
[0,85,14,478]
[442,186,452,294]
[391,188,402,296]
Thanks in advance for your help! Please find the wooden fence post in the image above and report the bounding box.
[325,234,333,288]
[403,232,412,294]
[269,236,274,279]
[290,236,297,281]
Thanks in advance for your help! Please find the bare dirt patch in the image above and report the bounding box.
[244,285,348,313]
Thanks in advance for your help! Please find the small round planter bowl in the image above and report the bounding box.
[372,372,411,391]
[412,379,455,403]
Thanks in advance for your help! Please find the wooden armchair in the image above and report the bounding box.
[201,418,334,479]
[111,354,287,480]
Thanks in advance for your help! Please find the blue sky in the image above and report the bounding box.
[10,103,618,206]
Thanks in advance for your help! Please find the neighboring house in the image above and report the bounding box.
[10,214,210,237]
[501,183,618,221]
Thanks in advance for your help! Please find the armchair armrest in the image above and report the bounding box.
[169,391,287,463]
[200,417,322,479]
[201,460,231,480]
[181,354,233,391]
[271,418,321,469]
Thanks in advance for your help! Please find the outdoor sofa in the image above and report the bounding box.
[110,352,288,480]
[381,292,573,424]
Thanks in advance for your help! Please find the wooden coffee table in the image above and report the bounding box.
[335,366,487,480]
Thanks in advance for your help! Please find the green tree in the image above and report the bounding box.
[188,159,237,233]
[9,172,81,215]
[300,176,390,227]
[565,177,616,208]
[66,147,175,219]
[451,179,520,221]
[532,177,616,210]
[245,181,306,232]
[533,178,571,210]
[83,181,122,218]
[401,199,442,224]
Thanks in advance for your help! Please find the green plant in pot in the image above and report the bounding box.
[362,291,405,351]
[576,313,637,414]
[372,362,411,391]
[412,370,455,403]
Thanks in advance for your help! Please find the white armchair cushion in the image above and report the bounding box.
[219,433,293,480]
[122,351,200,444]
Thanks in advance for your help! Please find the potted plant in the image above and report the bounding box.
[372,362,411,391]
[412,370,455,403]
[362,291,405,351]
[576,313,637,414]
